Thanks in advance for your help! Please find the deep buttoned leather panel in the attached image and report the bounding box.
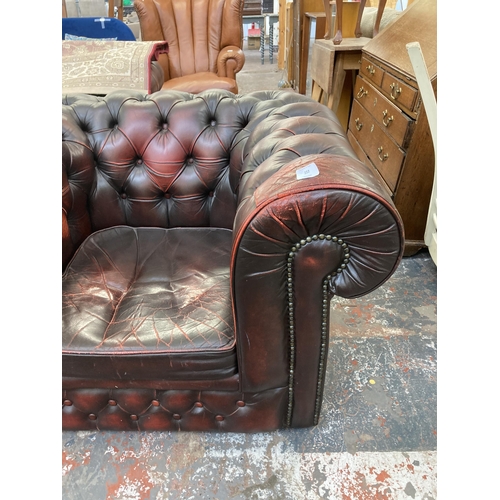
[62,386,287,432]
[63,227,236,381]
[62,89,325,268]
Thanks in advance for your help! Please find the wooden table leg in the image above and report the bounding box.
[108,0,124,20]
[299,14,313,94]
[311,80,324,103]
[300,14,327,95]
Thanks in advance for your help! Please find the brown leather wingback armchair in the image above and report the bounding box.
[62,89,404,432]
[134,0,245,93]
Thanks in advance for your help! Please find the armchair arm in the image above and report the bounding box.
[231,154,404,427]
[217,46,245,80]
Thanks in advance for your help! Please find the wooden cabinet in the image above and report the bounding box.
[347,0,436,256]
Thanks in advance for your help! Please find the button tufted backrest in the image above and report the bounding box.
[62,90,316,260]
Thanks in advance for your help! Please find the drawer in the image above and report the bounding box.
[380,72,419,113]
[348,99,405,192]
[354,75,414,149]
[347,130,393,198]
[359,56,384,88]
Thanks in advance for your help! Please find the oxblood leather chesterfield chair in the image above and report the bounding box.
[62,89,404,432]
[134,0,245,93]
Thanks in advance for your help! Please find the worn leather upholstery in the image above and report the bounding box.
[62,89,405,431]
[134,0,245,93]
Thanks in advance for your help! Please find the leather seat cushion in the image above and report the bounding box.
[62,226,236,381]
[162,72,238,94]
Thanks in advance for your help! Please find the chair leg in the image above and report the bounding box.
[373,0,387,37]
[332,0,343,45]
[354,0,366,38]
[323,0,332,39]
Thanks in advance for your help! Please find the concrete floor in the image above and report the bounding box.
[62,41,438,499]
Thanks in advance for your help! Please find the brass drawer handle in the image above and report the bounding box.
[355,118,363,131]
[389,82,401,100]
[357,87,368,99]
[366,64,375,75]
[382,110,393,127]
[378,147,389,162]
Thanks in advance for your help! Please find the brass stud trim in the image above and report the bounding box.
[285,234,350,427]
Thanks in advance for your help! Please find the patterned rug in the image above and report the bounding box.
[62,40,168,95]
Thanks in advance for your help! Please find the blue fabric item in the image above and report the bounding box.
[62,17,136,41]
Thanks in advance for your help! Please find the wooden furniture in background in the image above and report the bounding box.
[310,37,370,129]
[290,0,324,89]
[62,0,67,17]
[372,0,386,37]
[347,0,436,256]
[299,12,327,93]
[327,0,366,45]
[108,0,124,20]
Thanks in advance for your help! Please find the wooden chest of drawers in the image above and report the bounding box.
[347,0,436,256]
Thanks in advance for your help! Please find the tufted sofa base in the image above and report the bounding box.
[63,386,288,432]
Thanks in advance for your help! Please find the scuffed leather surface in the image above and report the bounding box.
[134,0,244,91]
[63,227,236,380]
[63,386,287,432]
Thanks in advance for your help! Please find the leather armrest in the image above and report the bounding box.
[231,153,404,426]
[217,46,245,80]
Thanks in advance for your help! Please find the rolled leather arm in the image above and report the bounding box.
[231,153,404,427]
[217,46,245,80]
